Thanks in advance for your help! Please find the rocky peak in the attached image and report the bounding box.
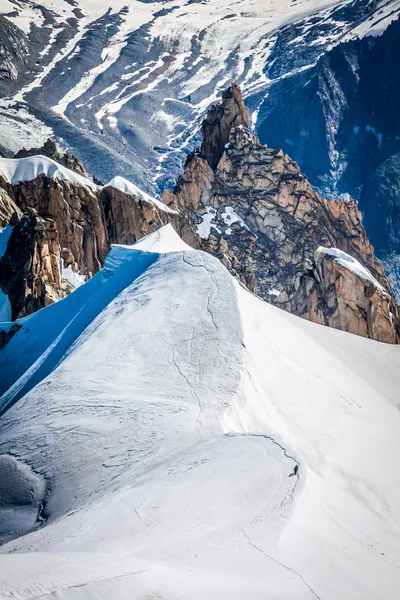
[0,187,20,228]
[200,83,250,170]
[164,83,399,343]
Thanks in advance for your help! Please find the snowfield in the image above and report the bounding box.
[1,226,400,599]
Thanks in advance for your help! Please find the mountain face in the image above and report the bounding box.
[257,16,400,263]
[0,153,190,320]
[0,1,399,193]
[1,81,399,342]
[1,4,400,595]
[164,84,400,343]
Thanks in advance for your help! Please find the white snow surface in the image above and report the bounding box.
[1,225,400,599]
[316,246,385,290]
[195,206,221,239]
[61,260,86,289]
[0,155,98,191]
[104,176,177,214]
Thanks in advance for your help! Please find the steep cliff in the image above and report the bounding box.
[257,17,400,260]
[0,152,187,319]
[164,84,399,343]
[0,208,62,320]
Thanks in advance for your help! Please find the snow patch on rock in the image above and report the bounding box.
[316,246,384,290]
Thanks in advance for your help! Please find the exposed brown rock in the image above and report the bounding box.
[276,248,400,343]
[0,187,21,227]
[101,186,170,245]
[201,83,250,169]
[1,174,107,280]
[0,157,195,319]
[165,83,399,343]
[0,208,62,319]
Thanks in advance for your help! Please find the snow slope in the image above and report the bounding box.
[1,225,400,599]
[1,1,399,191]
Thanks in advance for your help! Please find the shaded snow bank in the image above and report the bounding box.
[0,226,197,412]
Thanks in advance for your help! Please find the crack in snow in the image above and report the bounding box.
[241,528,321,600]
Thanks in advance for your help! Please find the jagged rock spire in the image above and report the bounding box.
[200,83,250,170]
[164,83,400,344]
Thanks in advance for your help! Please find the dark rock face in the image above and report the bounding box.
[201,83,250,170]
[0,188,20,228]
[0,324,20,351]
[164,84,400,343]
[257,17,400,258]
[101,186,171,245]
[1,174,108,279]
[0,209,62,320]
[277,248,400,344]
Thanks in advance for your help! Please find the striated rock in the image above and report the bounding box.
[165,83,399,343]
[276,248,400,344]
[0,187,20,227]
[1,174,108,280]
[101,185,170,245]
[201,83,250,170]
[0,208,62,319]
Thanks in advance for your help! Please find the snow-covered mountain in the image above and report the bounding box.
[1,4,400,597]
[0,0,399,192]
[1,225,400,599]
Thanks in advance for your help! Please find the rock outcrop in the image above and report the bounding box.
[0,146,193,320]
[0,187,20,227]
[0,208,62,319]
[201,83,250,170]
[277,248,400,344]
[101,185,171,245]
[257,17,400,259]
[164,84,400,343]
[1,174,108,279]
